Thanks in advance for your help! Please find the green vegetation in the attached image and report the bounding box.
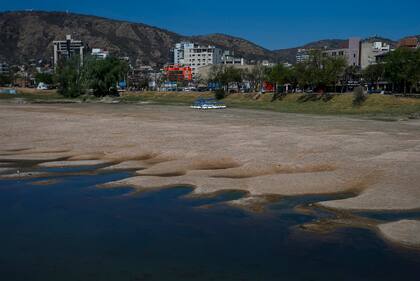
[55,56,85,97]
[118,91,420,117]
[223,93,420,117]
[353,86,367,106]
[267,47,420,95]
[83,57,129,96]
[35,72,54,85]
[2,89,420,118]
[55,55,129,97]
[382,48,420,94]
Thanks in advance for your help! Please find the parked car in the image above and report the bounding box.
[37,82,48,90]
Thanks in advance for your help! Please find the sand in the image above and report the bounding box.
[378,220,420,248]
[1,102,420,246]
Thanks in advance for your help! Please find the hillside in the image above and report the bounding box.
[0,11,415,66]
[0,11,275,66]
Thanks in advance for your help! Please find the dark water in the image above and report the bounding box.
[0,166,420,281]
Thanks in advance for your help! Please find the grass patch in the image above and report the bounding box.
[223,93,420,117]
[2,88,420,118]
[120,91,214,104]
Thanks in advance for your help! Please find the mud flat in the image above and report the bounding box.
[1,102,420,246]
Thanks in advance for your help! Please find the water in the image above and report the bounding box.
[0,165,419,281]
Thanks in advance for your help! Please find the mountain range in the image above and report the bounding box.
[0,11,417,67]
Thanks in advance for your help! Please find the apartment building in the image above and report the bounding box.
[173,42,223,76]
[53,35,85,67]
[360,40,391,69]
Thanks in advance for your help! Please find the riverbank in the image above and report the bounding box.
[1,102,420,246]
[2,87,420,117]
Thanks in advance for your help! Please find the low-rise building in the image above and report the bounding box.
[164,64,193,81]
[53,35,85,67]
[222,51,245,65]
[323,38,361,67]
[91,48,109,59]
[398,37,419,49]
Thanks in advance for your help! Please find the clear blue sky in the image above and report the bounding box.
[1,0,419,50]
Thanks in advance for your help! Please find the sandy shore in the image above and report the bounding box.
[1,102,420,246]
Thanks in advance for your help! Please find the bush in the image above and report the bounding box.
[215,89,226,100]
[353,86,366,106]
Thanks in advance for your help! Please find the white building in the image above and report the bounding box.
[173,42,223,76]
[360,40,391,69]
[296,49,311,63]
[91,48,109,60]
[53,35,84,67]
[222,51,245,65]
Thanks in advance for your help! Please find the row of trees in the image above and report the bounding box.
[363,47,420,94]
[209,47,420,95]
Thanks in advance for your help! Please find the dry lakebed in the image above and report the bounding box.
[1,102,420,248]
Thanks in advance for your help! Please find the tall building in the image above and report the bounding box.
[360,40,391,69]
[173,42,223,76]
[53,35,85,67]
[323,38,361,67]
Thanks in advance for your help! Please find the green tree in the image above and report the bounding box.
[54,56,85,98]
[209,65,243,93]
[363,64,385,90]
[0,74,12,86]
[83,57,129,97]
[299,50,347,93]
[35,72,54,85]
[384,47,418,94]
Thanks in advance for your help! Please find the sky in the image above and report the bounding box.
[1,0,420,50]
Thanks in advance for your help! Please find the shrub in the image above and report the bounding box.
[353,86,366,106]
[215,89,226,100]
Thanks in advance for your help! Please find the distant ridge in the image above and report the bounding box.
[0,11,415,65]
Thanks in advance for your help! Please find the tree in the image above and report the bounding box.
[35,72,54,85]
[0,74,12,86]
[292,50,347,93]
[384,47,418,94]
[83,57,129,97]
[363,64,385,90]
[209,65,243,93]
[54,56,85,98]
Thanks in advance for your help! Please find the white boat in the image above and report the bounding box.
[190,99,227,110]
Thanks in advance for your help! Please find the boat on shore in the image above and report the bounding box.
[190,98,227,109]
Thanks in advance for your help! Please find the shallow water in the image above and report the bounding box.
[0,166,420,281]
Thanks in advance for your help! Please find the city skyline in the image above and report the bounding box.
[1,0,420,50]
